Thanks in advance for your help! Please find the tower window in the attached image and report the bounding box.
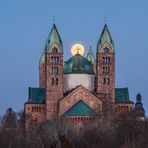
[103,57,110,64]
[52,56,59,64]
[103,67,110,74]
[104,47,109,53]
[103,78,106,84]
[107,57,110,64]
[51,78,54,85]
[52,47,58,53]
[52,67,58,74]
[56,78,58,85]
[107,78,110,85]
[103,78,110,85]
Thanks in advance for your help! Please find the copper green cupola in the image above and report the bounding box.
[97,24,114,52]
[64,53,94,74]
[45,24,63,51]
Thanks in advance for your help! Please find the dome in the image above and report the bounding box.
[63,54,95,92]
[64,53,94,74]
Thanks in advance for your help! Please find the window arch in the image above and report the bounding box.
[103,78,106,84]
[56,78,58,85]
[107,78,110,85]
[51,78,54,85]
[52,47,58,53]
[104,47,109,53]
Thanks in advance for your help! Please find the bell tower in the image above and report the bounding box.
[45,24,63,119]
[96,24,115,111]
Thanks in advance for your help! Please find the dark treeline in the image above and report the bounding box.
[0,108,148,148]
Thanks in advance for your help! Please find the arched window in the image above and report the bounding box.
[103,78,106,84]
[52,67,58,74]
[103,57,105,64]
[56,78,58,85]
[104,47,109,53]
[52,56,59,64]
[103,56,110,64]
[52,47,58,53]
[107,78,110,85]
[51,78,54,85]
[56,67,58,74]
[107,57,110,64]
[108,67,110,73]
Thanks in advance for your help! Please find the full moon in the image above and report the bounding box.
[71,43,84,56]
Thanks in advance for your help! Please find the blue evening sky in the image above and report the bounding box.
[0,0,148,115]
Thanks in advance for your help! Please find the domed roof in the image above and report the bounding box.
[64,53,94,74]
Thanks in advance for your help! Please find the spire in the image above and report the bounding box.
[87,46,95,64]
[45,24,63,51]
[97,24,114,52]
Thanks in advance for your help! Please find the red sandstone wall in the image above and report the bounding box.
[96,43,115,103]
[24,104,46,128]
[45,43,63,119]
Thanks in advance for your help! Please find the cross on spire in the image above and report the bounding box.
[53,16,56,24]
[76,46,80,54]
[104,16,107,24]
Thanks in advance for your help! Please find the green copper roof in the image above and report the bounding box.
[25,87,45,104]
[45,24,63,51]
[87,46,95,64]
[64,53,94,74]
[64,100,97,116]
[115,88,133,104]
[97,24,114,52]
[39,51,45,64]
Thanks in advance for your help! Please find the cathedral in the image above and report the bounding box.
[24,23,139,127]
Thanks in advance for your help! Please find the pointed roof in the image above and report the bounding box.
[39,51,45,64]
[87,46,95,64]
[64,100,97,116]
[97,24,114,52]
[45,24,63,51]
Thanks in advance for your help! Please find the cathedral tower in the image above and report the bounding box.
[45,24,63,119]
[96,24,115,110]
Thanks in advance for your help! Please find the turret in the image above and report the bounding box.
[135,93,145,117]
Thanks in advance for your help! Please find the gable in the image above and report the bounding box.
[59,85,102,116]
[64,100,97,116]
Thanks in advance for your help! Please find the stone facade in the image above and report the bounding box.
[24,24,134,127]
[59,85,102,116]
[96,43,115,103]
[45,43,63,119]
[24,104,45,128]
